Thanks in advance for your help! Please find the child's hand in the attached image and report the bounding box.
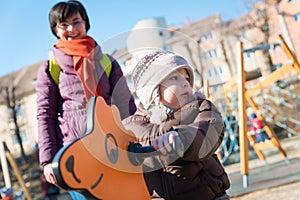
[151,131,178,155]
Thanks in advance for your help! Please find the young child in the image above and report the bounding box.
[123,50,230,200]
[36,1,136,199]
[249,113,269,143]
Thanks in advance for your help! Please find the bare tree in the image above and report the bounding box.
[4,86,27,162]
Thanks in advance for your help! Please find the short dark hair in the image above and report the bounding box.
[49,0,90,38]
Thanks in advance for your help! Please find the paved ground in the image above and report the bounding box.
[1,136,299,199]
[50,135,300,200]
[225,135,300,199]
[231,180,300,200]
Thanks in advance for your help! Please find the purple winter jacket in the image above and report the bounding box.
[36,46,136,167]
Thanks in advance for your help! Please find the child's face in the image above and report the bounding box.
[159,69,193,109]
[54,12,86,41]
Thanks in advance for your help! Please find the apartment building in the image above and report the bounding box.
[1,0,300,156]
[0,62,40,156]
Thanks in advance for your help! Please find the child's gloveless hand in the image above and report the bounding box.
[151,131,178,155]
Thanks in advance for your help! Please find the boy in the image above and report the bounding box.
[249,113,269,143]
[123,50,230,200]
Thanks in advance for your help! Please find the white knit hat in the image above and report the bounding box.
[132,50,194,110]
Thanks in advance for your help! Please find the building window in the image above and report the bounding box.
[119,61,126,68]
[126,78,132,84]
[8,104,24,119]
[211,49,218,57]
[162,45,169,51]
[207,66,224,77]
[239,32,246,41]
[13,130,28,144]
[214,67,218,75]
[16,105,24,117]
[243,52,253,59]
[208,69,212,77]
[199,31,214,42]
[294,14,300,21]
[219,66,223,74]
[203,49,218,60]
[206,31,213,40]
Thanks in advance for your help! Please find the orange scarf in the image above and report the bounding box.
[56,36,103,102]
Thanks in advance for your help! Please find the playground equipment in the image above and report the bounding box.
[52,96,151,199]
[211,34,300,187]
[52,96,185,199]
[213,81,240,164]
[0,141,31,200]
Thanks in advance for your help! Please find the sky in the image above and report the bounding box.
[0,0,259,77]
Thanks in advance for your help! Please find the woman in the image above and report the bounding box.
[36,1,136,199]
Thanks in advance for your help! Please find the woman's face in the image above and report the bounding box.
[159,68,193,109]
[54,12,86,41]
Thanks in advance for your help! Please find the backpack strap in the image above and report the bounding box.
[49,58,60,85]
[100,54,112,77]
[49,54,112,86]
